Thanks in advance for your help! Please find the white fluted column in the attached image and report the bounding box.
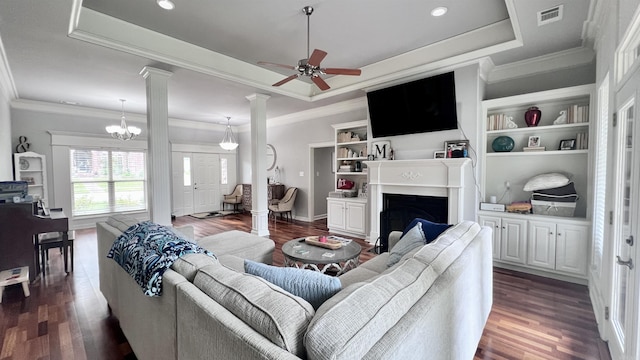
[246,93,271,236]
[140,66,173,226]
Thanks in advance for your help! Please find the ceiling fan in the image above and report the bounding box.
[258,6,361,91]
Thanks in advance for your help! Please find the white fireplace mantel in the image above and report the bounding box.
[365,158,472,243]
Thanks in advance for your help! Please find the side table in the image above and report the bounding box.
[0,266,30,303]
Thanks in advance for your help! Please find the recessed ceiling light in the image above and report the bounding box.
[60,100,80,105]
[431,7,448,17]
[157,0,175,10]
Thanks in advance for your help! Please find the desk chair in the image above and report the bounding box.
[38,230,75,276]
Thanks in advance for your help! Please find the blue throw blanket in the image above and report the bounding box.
[107,221,215,296]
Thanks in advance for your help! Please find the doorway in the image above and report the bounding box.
[308,142,334,222]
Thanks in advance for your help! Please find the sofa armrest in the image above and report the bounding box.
[388,231,403,251]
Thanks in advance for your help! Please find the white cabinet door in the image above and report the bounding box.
[479,215,502,259]
[345,201,366,234]
[528,220,557,270]
[500,218,527,264]
[555,223,588,275]
[327,200,345,230]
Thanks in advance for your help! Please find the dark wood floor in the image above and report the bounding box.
[0,213,611,360]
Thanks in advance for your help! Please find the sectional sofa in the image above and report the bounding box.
[96,215,492,360]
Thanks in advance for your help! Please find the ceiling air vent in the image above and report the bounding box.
[537,5,563,26]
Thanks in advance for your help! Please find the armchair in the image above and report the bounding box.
[268,187,298,222]
[222,184,243,212]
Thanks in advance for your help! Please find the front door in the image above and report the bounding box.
[193,153,220,214]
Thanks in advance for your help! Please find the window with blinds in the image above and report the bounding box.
[592,74,609,277]
[70,149,147,216]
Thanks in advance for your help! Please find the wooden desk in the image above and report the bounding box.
[0,203,69,281]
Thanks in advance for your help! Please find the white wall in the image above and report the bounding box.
[313,146,333,218]
[0,92,11,181]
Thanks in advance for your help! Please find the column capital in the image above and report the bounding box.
[245,93,271,102]
[140,66,173,79]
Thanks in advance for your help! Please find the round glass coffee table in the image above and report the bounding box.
[281,237,362,276]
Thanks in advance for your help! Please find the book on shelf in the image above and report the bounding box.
[567,104,589,124]
[576,132,589,150]
[522,146,546,152]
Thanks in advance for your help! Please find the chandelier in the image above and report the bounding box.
[219,117,239,150]
[106,99,141,141]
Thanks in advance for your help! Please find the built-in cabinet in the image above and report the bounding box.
[480,213,589,280]
[479,85,594,283]
[13,152,48,206]
[327,198,367,238]
[327,120,369,238]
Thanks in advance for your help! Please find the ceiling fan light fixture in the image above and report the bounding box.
[157,0,175,10]
[106,99,141,141]
[431,6,448,17]
[219,117,239,151]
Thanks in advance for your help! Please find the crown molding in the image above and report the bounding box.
[238,97,368,132]
[486,47,595,84]
[11,99,227,131]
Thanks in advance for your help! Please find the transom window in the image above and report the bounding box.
[70,149,147,216]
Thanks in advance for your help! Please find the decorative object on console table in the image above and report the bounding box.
[491,136,514,152]
[524,106,541,127]
[559,139,576,150]
[444,140,469,158]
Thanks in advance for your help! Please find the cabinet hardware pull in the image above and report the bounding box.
[626,235,634,246]
[616,256,634,270]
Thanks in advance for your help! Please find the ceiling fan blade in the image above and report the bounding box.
[311,75,330,91]
[323,68,362,76]
[307,49,328,67]
[258,61,296,70]
[273,74,299,87]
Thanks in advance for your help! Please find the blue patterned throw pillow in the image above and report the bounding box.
[244,260,341,310]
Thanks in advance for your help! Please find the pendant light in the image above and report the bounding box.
[219,117,239,150]
[106,99,141,141]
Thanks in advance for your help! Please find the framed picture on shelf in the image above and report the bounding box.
[444,140,469,158]
[433,150,446,159]
[528,136,541,148]
[559,139,576,150]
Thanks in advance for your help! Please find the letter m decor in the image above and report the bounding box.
[372,141,391,160]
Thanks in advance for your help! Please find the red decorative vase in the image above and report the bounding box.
[524,106,541,127]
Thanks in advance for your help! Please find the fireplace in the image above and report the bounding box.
[366,158,474,249]
[379,194,448,252]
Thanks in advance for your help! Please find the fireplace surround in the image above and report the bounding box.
[366,158,474,248]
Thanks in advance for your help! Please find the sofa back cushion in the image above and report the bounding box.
[172,253,219,282]
[194,263,314,357]
[106,214,140,232]
[304,258,438,360]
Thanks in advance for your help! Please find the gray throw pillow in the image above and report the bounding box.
[387,222,426,267]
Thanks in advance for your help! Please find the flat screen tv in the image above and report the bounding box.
[367,71,458,138]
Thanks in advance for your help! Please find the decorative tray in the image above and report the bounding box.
[304,236,343,250]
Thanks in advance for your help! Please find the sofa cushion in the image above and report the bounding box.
[304,258,438,360]
[244,260,341,310]
[194,263,314,357]
[387,222,425,267]
[197,230,275,263]
[171,253,219,282]
[412,221,481,273]
[401,218,452,243]
[106,214,140,233]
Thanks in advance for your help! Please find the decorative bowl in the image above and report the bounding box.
[492,136,515,152]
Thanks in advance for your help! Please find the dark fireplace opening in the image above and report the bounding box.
[377,194,448,253]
